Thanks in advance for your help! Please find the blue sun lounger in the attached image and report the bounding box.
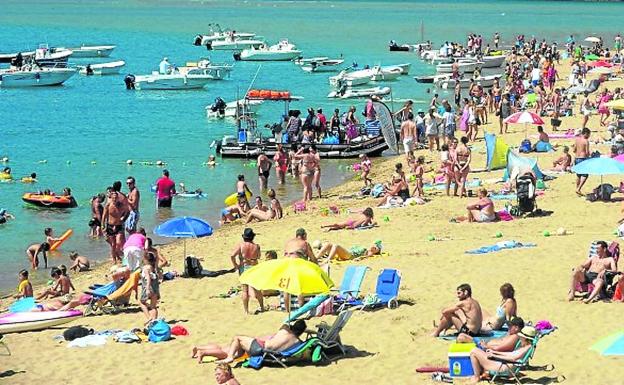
[347,268,401,310]
[333,265,370,311]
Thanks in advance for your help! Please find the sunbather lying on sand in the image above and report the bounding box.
[313,240,382,261]
[191,320,307,364]
[321,207,376,231]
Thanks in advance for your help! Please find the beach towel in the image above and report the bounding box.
[490,194,517,200]
[465,240,536,254]
[67,334,108,348]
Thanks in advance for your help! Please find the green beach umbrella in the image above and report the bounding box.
[590,329,624,356]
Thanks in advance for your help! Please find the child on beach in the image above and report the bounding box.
[139,252,160,324]
[411,156,428,198]
[26,227,59,269]
[68,252,91,272]
[36,266,75,301]
[236,174,252,209]
[15,269,33,298]
[359,154,372,187]
[552,146,572,171]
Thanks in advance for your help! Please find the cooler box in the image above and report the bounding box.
[448,342,475,377]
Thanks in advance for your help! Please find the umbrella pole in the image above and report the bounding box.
[183,239,186,259]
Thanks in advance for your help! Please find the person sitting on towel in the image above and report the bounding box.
[191,320,307,364]
[431,283,483,337]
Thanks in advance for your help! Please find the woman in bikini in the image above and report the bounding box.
[481,283,517,333]
[273,144,288,185]
[283,229,316,311]
[321,207,376,231]
[287,143,299,178]
[295,147,317,202]
[230,228,263,314]
[245,189,283,223]
[411,156,426,198]
[311,144,322,198]
[444,138,459,196]
[455,136,472,198]
[377,173,410,207]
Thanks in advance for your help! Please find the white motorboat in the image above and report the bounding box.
[207,38,265,51]
[327,86,391,99]
[370,65,402,81]
[206,98,263,118]
[64,45,115,58]
[78,60,125,75]
[436,74,502,89]
[0,45,72,67]
[193,24,255,46]
[0,67,76,87]
[180,59,233,80]
[299,58,344,73]
[235,40,301,61]
[436,60,478,74]
[385,63,411,75]
[414,73,451,84]
[131,71,212,90]
[420,49,438,60]
[477,55,505,68]
[329,68,374,87]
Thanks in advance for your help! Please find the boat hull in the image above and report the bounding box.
[68,46,115,58]
[218,136,389,159]
[238,50,301,61]
[79,61,125,75]
[208,40,264,50]
[0,68,76,87]
[0,310,82,334]
[134,75,211,90]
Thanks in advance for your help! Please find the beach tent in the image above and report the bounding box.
[485,133,509,171]
[502,149,544,181]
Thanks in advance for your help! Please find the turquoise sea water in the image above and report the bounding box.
[1,0,622,291]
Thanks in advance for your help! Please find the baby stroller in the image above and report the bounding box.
[516,173,537,215]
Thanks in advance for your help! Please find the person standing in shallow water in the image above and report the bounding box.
[125,176,140,233]
[102,190,128,264]
[155,169,176,208]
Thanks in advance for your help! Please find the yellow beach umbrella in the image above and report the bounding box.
[240,258,334,296]
[606,99,624,110]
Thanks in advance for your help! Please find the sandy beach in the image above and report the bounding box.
[4,55,624,385]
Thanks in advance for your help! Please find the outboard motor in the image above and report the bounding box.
[210,97,227,115]
[193,34,203,46]
[206,42,213,51]
[85,64,94,76]
[124,74,136,90]
[232,52,242,61]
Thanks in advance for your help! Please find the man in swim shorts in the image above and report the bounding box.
[568,240,617,303]
[257,152,272,190]
[102,191,129,264]
[431,283,483,337]
[400,112,416,161]
[573,128,591,196]
[125,176,141,233]
[155,169,176,208]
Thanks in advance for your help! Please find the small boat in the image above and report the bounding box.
[206,97,264,118]
[327,86,391,99]
[370,66,402,81]
[298,58,345,73]
[63,45,116,58]
[0,67,77,87]
[0,310,82,334]
[435,74,502,89]
[388,41,412,52]
[22,193,77,208]
[180,59,233,80]
[234,40,301,61]
[414,73,451,84]
[293,56,328,65]
[436,60,478,74]
[329,68,374,87]
[78,60,126,75]
[207,38,265,51]
[386,63,411,75]
[0,45,72,68]
[193,24,256,46]
[477,55,505,68]
[130,72,212,90]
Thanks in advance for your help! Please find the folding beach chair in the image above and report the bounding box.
[347,268,401,310]
[244,338,323,369]
[332,265,370,312]
[85,270,140,315]
[307,308,356,358]
[575,241,621,300]
[488,328,554,384]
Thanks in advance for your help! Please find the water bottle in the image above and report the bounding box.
[452,361,461,376]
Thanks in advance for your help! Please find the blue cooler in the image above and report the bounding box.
[448,342,475,377]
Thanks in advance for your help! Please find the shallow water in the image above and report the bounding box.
[0,0,622,291]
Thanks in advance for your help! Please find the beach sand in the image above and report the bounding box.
[3,62,624,385]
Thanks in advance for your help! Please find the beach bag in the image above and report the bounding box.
[63,326,94,341]
[371,184,385,198]
[148,319,171,343]
[184,256,203,278]
[519,139,532,153]
[593,184,614,202]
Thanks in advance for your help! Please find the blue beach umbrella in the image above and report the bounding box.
[154,216,213,257]
[571,157,624,184]
[590,329,624,356]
